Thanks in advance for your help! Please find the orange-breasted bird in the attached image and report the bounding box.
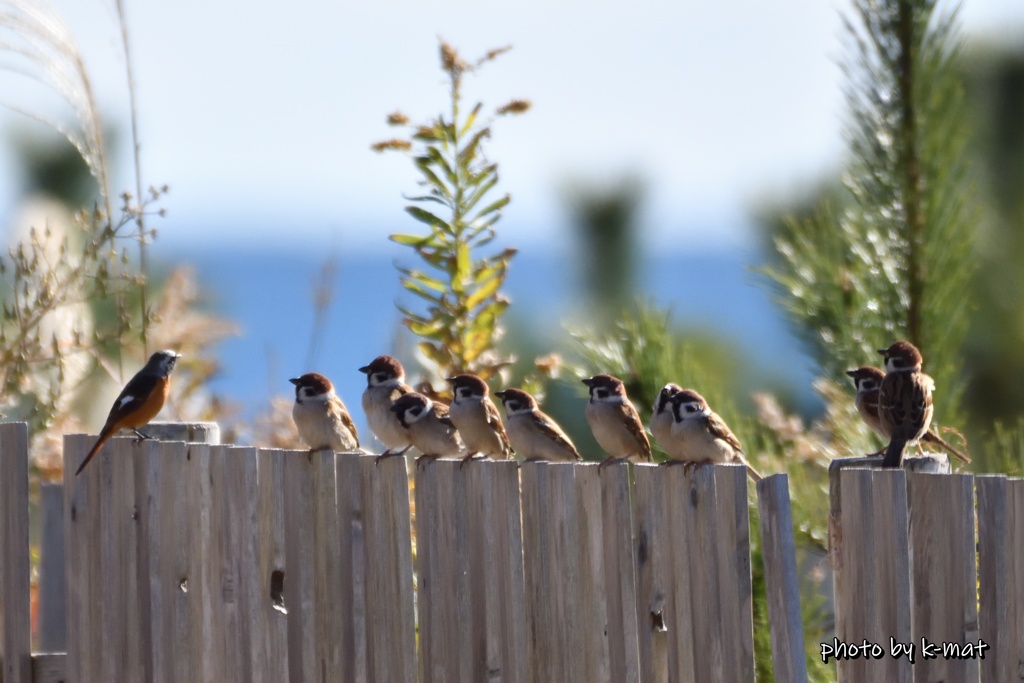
[75,350,181,476]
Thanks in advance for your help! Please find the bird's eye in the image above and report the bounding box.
[509,400,520,411]
[686,404,697,413]
[411,407,422,417]
[595,388,607,399]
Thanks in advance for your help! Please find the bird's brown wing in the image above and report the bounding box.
[485,398,513,456]
[880,372,932,440]
[703,411,744,453]
[534,411,581,460]
[621,401,652,461]
[432,401,457,430]
[330,398,360,447]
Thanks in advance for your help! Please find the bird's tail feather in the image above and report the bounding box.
[882,437,907,468]
[75,429,111,476]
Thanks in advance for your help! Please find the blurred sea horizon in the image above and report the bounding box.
[166,239,818,438]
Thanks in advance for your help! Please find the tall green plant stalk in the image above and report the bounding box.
[764,0,977,423]
[373,41,529,382]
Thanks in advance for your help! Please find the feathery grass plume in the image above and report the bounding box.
[373,40,529,384]
[761,0,977,425]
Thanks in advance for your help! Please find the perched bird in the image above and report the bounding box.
[847,365,970,463]
[650,383,682,457]
[388,392,463,463]
[877,341,935,468]
[359,355,413,456]
[581,374,651,467]
[290,372,359,452]
[75,350,181,476]
[666,389,762,482]
[494,388,581,462]
[446,374,512,463]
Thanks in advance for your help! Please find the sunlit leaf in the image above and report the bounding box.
[405,206,451,233]
[390,233,431,247]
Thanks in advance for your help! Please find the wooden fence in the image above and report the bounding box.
[1,420,1023,682]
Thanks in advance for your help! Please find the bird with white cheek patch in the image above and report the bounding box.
[289,372,359,452]
[877,340,935,468]
[387,392,463,465]
[446,374,512,464]
[359,355,414,457]
[581,374,651,467]
[846,365,969,463]
[494,388,581,462]
[650,383,682,456]
[666,389,762,482]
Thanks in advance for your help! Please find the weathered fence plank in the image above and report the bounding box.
[633,464,668,683]
[713,463,755,682]
[254,448,289,683]
[64,434,103,683]
[467,459,527,683]
[282,449,317,683]
[38,483,67,653]
[361,454,417,683]
[1013,479,1024,683]
[312,449,344,681]
[755,473,808,683]
[831,468,912,683]
[599,462,641,683]
[142,439,195,683]
[1,422,31,683]
[416,459,472,683]
[907,472,980,683]
[521,461,581,682]
[335,452,367,683]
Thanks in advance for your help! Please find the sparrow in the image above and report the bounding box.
[846,365,970,463]
[75,349,181,476]
[359,354,413,457]
[665,389,762,482]
[650,383,682,457]
[494,388,581,462]
[289,372,359,452]
[388,392,463,464]
[581,374,651,467]
[877,341,935,468]
[446,374,513,463]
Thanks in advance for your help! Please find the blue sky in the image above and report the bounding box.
[2,0,1023,254]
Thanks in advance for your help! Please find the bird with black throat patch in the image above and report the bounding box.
[494,388,581,462]
[387,392,463,465]
[666,388,762,481]
[582,374,651,467]
[877,341,935,468]
[446,374,512,464]
[650,383,682,456]
[847,365,970,464]
[290,372,359,452]
[359,354,413,457]
[75,350,181,476]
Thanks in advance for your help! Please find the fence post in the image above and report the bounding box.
[756,473,808,683]
[1,422,32,683]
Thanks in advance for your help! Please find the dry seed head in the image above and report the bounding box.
[371,139,413,153]
[497,99,532,115]
[387,111,410,126]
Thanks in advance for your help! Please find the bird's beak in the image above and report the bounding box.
[389,403,403,414]
[445,377,457,384]
[175,353,183,359]
[494,390,508,401]
[358,365,370,374]
[845,369,857,377]
[877,349,888,355]
[289,378,301,386]
[581,377,594,387]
